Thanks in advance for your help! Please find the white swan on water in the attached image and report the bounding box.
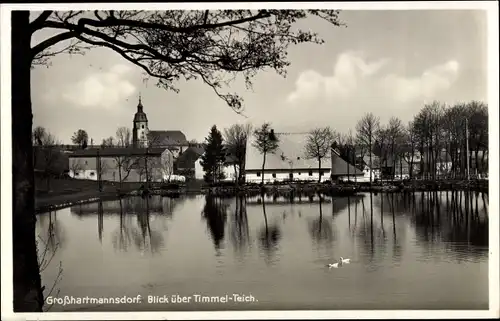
[328,262,339,268]
[340,257,350,264]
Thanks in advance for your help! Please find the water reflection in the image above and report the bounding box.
[308,197,334,246]
[258,195,282,265]
[201,196,229,251]
[69,197,177,254]
[228,197,251,256]
[37,211,65,254]
[37,191,489,311]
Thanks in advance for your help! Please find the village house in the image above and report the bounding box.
[68,147,174,183]
[354,153,381,181]
[330,148,365,182]
[244,133,365,183]
[175,145,205,179]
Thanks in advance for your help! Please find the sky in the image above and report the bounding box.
[30,9,488,145]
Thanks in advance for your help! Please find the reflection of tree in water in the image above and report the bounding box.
[308,197,334,246]
[36,211,65,309]
[349,193,390,264]
[229,196,251,255]
[71,196,179,219]
[258,198,282,264]
[98,201,104,243]
[202,195,229,250]
[37,211,65,254]
[111,199,134,252]
[374,191,488,259]
[389,194,403,262]
[111,197,166,254]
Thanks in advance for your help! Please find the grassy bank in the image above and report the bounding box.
[35,177,140,212]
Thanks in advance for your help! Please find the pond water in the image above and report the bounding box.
[36,191,489,311]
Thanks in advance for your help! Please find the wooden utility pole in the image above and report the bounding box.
[97,149,103,192]
[465,118,470,182]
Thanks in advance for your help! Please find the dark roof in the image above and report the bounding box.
[176,145,237,168]
[356,154,381,169]
[225,153,238,164]
[331,150,364,176]
[188,145,205,156]
[148,130,188,146]
[134,111,148,122]
[175,147,204,169]
[133,99,148,122]
[68,147,167,157]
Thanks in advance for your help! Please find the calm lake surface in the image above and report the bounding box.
[37,191,489,311]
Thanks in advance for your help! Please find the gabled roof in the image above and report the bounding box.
[245,133,333,171]
[331,149,364,176]
[357,154,381,169]
[176,145,237,168]
[148,130,188,146]
[176,146,204,169]
[68,147,167,157]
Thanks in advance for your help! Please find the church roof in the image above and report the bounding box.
[133,112,148,122]
[148,130,188,146]
[133,97,148,122]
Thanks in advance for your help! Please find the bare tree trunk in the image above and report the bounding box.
[347,148,350,182]
[318,158,322,183]
[261,152,266,185]
[399,157,403,180]
[12,11,44,312]
[369,137,373,185]
[118,161,123,190]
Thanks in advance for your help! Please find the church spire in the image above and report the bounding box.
[137,93,143,112]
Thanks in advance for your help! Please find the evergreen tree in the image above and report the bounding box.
[200,125,226,184]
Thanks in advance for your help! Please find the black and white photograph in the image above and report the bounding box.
[1,2,499,320]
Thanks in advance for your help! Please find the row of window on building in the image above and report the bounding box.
[256,171,325,178]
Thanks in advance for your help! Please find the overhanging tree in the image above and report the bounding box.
[12,9,344,311]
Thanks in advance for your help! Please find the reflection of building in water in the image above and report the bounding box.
[246,194,364,214]
[70,196,180,216]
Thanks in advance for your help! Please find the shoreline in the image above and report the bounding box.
[35,179,488,213]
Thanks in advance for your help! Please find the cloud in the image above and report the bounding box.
[58,64,137,110]
[287,51,460,105]
[381,60,460,103]
[287,51,388,103]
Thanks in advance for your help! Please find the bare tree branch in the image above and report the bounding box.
[29,10,344,111]
[30,11,54,32]
[304,127,336,183]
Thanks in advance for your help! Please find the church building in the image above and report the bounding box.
[132,96,189,158]
[66,96,191,183]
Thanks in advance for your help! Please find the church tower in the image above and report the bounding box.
[132,95,149,148]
